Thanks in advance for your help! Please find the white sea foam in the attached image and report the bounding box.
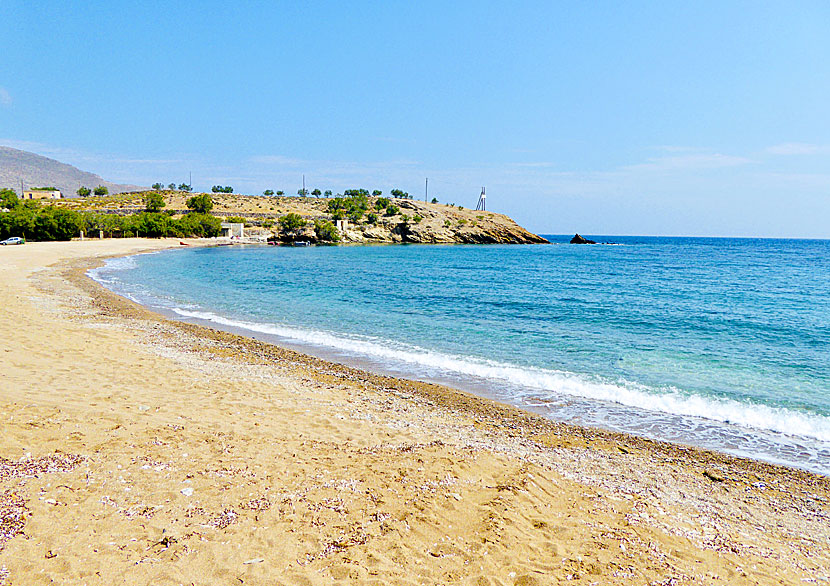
[171,308,830,444]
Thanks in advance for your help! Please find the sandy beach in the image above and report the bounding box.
[0,239,828,585]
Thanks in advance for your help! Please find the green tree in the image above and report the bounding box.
[431,197,438,204]
[263,189,274,196]
[366,212,378,224]
[324,190,332,198]
[143,192,166,212]
[297,188,308,197]
[173,212,221,237]
[374,197,390,210]
[151,183,164,190]
[390,188,410,199]
[186,193,214,213]
[168,183,176,190]
[276,190,284,196]
[1,188,19,209]
[278,213,307,241]
[311,188,322,197]
[385,204,399,216]
[77,186,91,197]
[372,190,382,196]
[314,219,340,242]
[93,185,108,196]
[178,183,193,192]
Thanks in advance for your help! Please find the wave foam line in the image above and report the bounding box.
[172,308,830,443]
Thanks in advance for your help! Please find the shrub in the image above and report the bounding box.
[314,219,340,242]
[278,213,307,241]
[93,185,108,196]
[412,215,422,223]
[384,204,399,216]
[263,189,274,196]
[366,212,378,224]
[1,188,19,210]
[174,213,221,237]
[328,193,368,222]
[374,197,390,210]
[186,193,214,213]
[143,192,166,212]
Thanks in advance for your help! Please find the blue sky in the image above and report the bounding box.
[2,1,829,237]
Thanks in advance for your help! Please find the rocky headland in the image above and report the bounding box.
[54,191,549,244]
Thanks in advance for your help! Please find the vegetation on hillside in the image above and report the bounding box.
[0,187,221,241]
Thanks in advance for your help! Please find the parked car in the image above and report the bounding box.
[1,237,24,245]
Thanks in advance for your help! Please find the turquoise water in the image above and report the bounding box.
[90,236,830,474]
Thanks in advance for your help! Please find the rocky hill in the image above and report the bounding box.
[0,146,144,197]
[55,191,548,244]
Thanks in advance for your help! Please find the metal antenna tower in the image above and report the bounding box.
[475,187,486,211]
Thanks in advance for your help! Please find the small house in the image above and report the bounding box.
[220,222,244,238]
[23,189,62,200]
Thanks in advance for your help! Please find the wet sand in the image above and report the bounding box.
[0,239,827,585]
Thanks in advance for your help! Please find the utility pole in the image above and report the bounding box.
[189,171,192,191]
[425,178,428,202]
[302,174,305,196]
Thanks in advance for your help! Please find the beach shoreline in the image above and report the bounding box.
[1,239,827,585]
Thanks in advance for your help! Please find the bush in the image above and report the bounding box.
[384,204,399,216]
[174,213,221,237]
[0,204,84,241]
[224,216,248,225]
[366,212,378,224]
[143,192,166,212]
[328,193,369,222]
[93,185,108,196]
[77,186,91,197]
[263,189,274,196]
[1,188,19,209]
[412,215,422,223]
[186,193,214,213]
[278,213,307,241]
[314,219,340,242]
[374,197,390,210]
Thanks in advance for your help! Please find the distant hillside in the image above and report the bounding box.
[0,146,144,197]
[55,191,549,244]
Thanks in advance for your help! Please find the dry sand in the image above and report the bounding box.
[0,239,828,585]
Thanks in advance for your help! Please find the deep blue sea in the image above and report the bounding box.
[90,236,830,474]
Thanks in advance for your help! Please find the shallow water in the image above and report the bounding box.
[90,236,830,474]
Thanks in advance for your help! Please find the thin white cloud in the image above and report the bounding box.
[765,142,830,156]
[623,153,753,172]
[0,88,11,106]
[249,154,307,166]
[510,162,557,168]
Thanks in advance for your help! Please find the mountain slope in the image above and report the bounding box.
[0,146,144,197]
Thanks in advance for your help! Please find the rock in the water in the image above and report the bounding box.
[570,233,596,244]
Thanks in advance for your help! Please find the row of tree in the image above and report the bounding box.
[0,188,221,241]
[76,185,109,197]
[151,183,193,192]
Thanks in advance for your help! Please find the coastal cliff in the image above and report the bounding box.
[55,192,549,244]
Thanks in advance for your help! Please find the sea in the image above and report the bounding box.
[89,236,830,475]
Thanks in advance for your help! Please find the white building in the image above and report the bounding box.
[23,189,62,200]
